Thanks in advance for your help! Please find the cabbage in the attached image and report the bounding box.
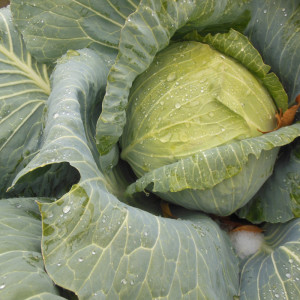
[1,1,300,299]
[121,41,277,176]
[122,33,290,215]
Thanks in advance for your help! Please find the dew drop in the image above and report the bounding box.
[167,72,176,82]
[92,251,96,255]
[286,273,291,279]
[0,284,5,290]
[274,294,279,298]
[53,113,59,119]
[78,258,83,262]
[144,232,148,236]
[63,205,71,214]
[175,103,181,109]
[263,9,267,13]
[121,279,127,285]
[289,259,294,264]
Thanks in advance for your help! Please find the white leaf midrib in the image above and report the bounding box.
[0,43,50,95]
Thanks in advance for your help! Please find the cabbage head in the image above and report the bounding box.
[121,41,277,175]
[122,36,287,215]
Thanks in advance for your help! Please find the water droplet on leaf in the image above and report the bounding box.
[167,72,176,82]
[63,206,71,214]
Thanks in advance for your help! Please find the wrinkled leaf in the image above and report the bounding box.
[0,198,66,300]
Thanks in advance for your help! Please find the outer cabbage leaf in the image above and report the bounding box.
[10,0,140,64]
[40,188,239,299]
[11,48,109,190]
[237,0,300,223]
[95,0,253,155]
[246,0,300,104]
[126,125,300,215]
[12,45,239,299]
[237,138,300,223]
[239,218,300,300]
[0,7,81,198]
[0,198,66,300]
[0,7,49,195]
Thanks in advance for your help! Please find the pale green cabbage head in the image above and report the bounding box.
[121,41,277,177]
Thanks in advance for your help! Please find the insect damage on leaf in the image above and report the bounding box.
[258,95,300,133]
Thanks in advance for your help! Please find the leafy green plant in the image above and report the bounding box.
[0,1,299,299]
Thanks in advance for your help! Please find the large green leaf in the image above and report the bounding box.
[95,0,252,155]
[11,48,109,188]
[239,218,300,300]
[0,7,49,196]
[0,198,66,300]
[246,0,300,104]
[10,0,140,64]
[11,45,239,299]
[40,191,239,299]
[126,124,300,215]
[237,138,300,223]
[0,7,80,198]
